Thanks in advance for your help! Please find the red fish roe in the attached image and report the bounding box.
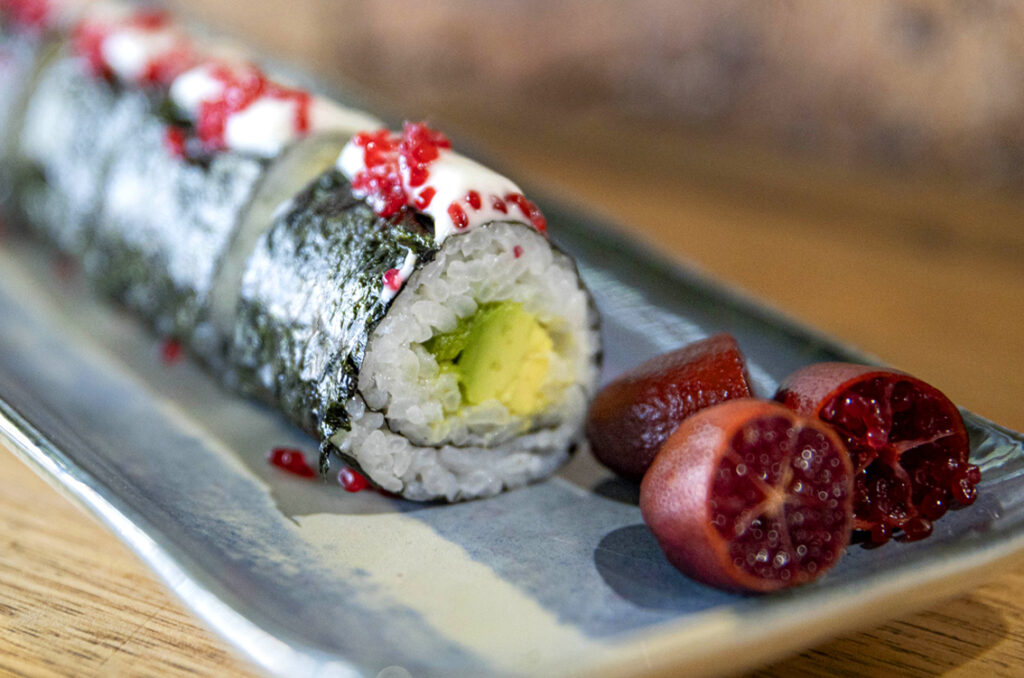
[269,447,317,478]
[160,338,183,364]
[399,121,451,188]
[349,128,405,216]
[448,202,469,230]
[338,467,370,492]
[414,186,436,210]
[195,63,311,152]
[71,9,188,83]
[382,268,402,291]
[164,126,187,159]
[513,245,524,259]
[506,193,547,233]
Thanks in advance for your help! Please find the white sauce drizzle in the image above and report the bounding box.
[223,95,299,158]
[168,62,224,117]
[168,63,382,158]
[337,142,527,245]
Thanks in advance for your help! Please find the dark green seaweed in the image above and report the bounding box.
[85,112,266,354]
[14,52,146,255]
[229,168,437,449]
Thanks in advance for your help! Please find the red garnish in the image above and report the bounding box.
[586,334,753,480]
[492,197,508,213]
[382,268,402,291]
[71,16,112,78]
[269,447,317,478]
[776,363,977,545]
[399,121,450,188]
[194,62,311,153]
[448,202,469,230]
[505,193,547,233]
[164,126,187,159]
[349,122,452,217]
[414,186,436,210]
[465,190,482,210]
[141,41,197,87]
[349,129,405,216]
[513,245,523,259]
[338,467,370,492]
[641,399,854,592]
[160,338,183,364]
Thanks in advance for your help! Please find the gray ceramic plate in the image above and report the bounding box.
[1,198,1023,678]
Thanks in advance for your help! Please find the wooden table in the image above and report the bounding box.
[4,10,1024,675]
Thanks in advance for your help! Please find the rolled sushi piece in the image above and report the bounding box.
[0,0,92,213]
[230,124,601,501]
[12,3,157,254]
[70,11,380,357]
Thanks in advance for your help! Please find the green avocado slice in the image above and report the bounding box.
[425,302,552,416]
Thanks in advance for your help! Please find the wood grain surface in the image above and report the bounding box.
[4,2,1024,675]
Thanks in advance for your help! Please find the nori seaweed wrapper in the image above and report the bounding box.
[86,112,265,353]
[229,168,436,442]
[15,51,148,254]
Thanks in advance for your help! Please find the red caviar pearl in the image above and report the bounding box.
[492,197,507,213]
[513,245,523,258]
[465,190,481,210]
[161,338,183,364]
[448,203,469,230]
[382,268,402,291]
[505,193,547,233]
[415,186,436,209]
[268,447,317,478]
[164,126,187,159]
[338,467,370,492]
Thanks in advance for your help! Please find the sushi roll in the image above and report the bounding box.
[0,0,90,211]
[54,8,380,356]
[13,3,154,254]
[230,124,601,501]
[0,3,601,502]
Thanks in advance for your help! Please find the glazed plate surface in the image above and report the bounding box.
[1,200,1023,678]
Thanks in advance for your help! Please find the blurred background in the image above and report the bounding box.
[166,0,1024,431]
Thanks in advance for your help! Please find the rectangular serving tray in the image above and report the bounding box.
[1,190,1023,678]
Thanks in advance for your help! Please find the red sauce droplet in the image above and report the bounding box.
[448,202,469,230]
[505,193,547,233]
[338,467,370,492]
[269,447,317,478]
[382,268,402,291]
[492,196,508,213]
[513,245,523,259]
[465,190,482,210]
[414,186,436,210]
[161,338,183,364]
[164,126,187,159]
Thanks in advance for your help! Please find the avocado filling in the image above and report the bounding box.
[425,302,552,416]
